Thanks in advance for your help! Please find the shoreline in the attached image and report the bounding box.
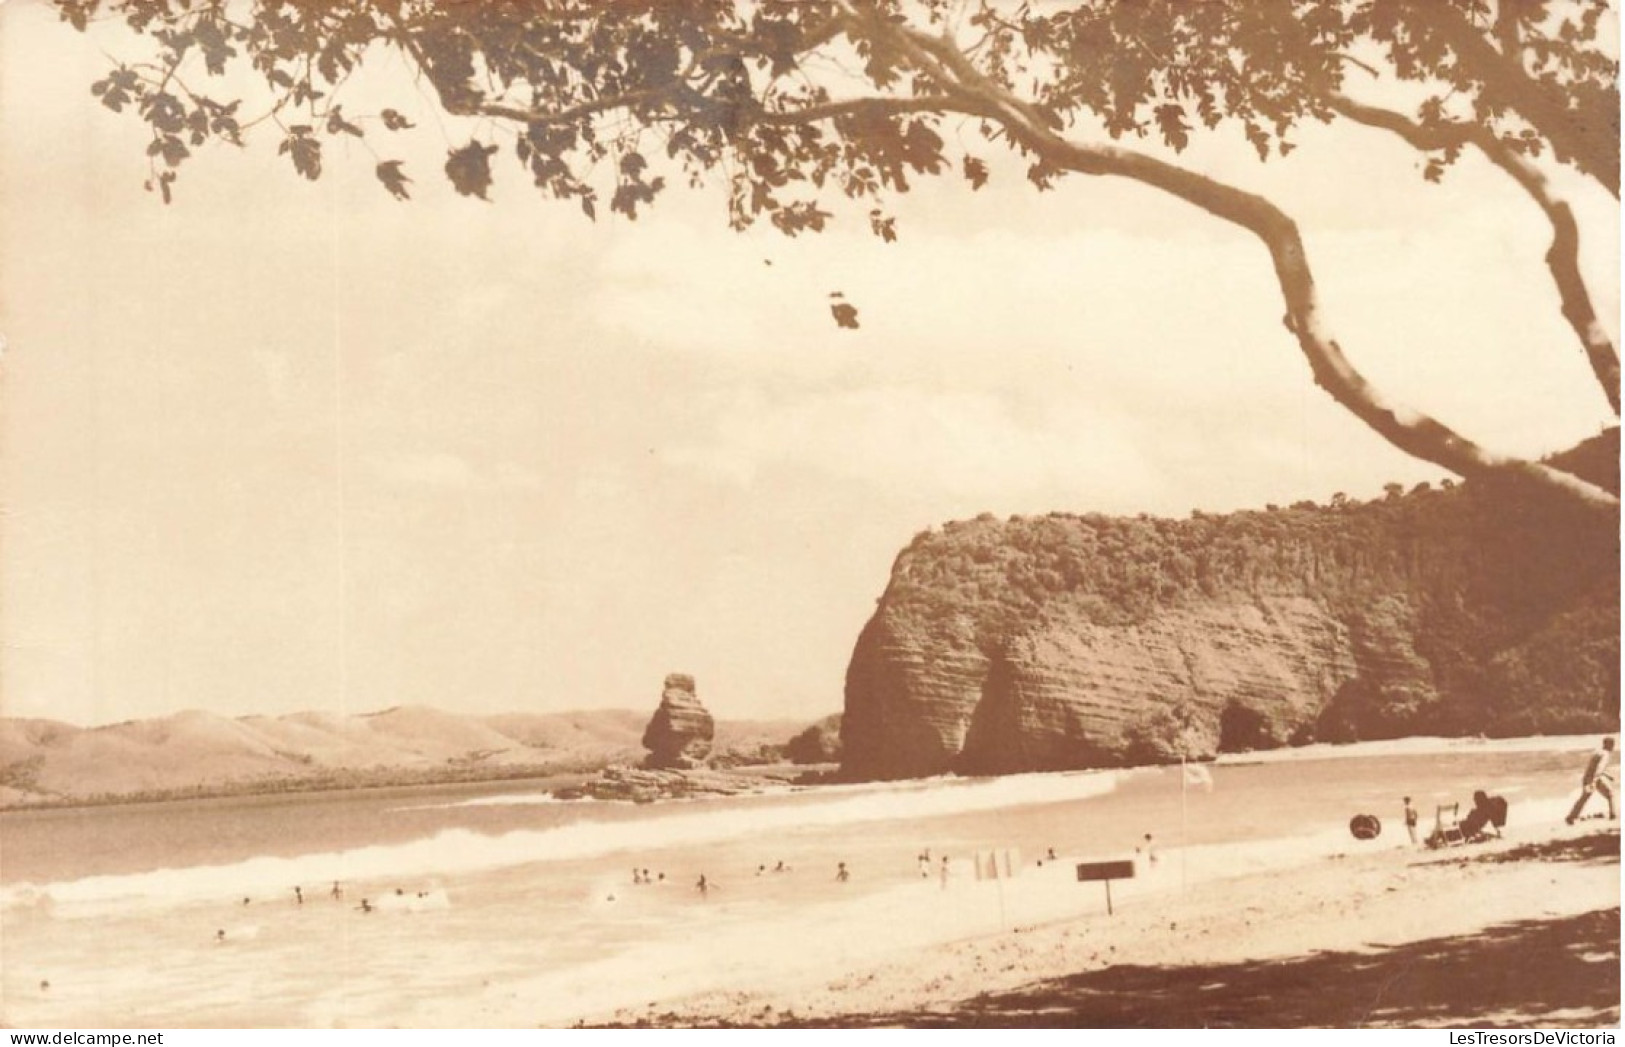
[1,742,1614,1029]
[0,762,832,815]
[582,823,1621,1029]
[4,731,1605,814]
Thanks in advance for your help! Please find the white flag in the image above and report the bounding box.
[1183,761,1214,791]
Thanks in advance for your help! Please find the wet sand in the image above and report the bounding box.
[2,740,1615,1029]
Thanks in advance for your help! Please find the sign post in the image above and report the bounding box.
[1075,859,1136,915]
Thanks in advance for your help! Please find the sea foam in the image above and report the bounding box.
[2,769,1123,915]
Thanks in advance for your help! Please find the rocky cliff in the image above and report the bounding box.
[842,437,1620,780]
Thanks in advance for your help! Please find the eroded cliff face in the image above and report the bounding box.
[842,455,1620,780]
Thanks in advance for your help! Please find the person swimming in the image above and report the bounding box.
[359,899,373,914]
[836,862,850,883]
[696,875,710,897]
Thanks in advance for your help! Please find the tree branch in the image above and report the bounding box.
[875,19,1620,512]
[1331,95,1620,417]
[389,9,940,137]
[752,94,957,125]
[1429,5,1619,198]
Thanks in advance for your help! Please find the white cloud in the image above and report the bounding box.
[660,385,1171,508]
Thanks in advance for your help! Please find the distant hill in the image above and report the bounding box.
[843,432,1620,779]
[0,706,822,807]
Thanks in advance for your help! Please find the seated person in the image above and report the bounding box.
[1460,790,1507,840]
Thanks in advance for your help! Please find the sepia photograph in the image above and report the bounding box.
[0,0,1619,1031]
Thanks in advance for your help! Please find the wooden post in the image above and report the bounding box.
[1104,878,1113,915]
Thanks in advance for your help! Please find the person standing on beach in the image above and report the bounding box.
[1566,738,1617,824]
[331,881,343,901]
[1142,834,1158,864]
[696,875,710,897]
[294,886,303,905]
[940,855,951,889]
[1403,797,1419,845]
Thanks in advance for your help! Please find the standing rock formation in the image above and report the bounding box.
[642,673,716,769]
[841,434,1620,780]
[785,714,843,764]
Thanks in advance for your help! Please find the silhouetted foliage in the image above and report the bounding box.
[51,0,1621,509]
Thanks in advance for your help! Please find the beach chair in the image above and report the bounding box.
[1427,803,1466,848]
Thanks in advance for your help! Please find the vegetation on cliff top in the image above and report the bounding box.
[870,432,1618,746]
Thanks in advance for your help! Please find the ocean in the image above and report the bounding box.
[0,740,1596,1026]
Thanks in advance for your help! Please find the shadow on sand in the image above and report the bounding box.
[768,831,1621,1029]
[1453,829,1621,868]
[779,908,1621,1029]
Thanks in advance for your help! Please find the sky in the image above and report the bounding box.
[0,1,1617,727]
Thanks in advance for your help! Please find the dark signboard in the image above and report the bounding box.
[1075,860,1136,883]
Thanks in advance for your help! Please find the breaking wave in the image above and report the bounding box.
[2,769,1123,914]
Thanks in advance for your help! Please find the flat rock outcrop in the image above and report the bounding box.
[842,436,1620,780]
[642,674,716,769]
[552,765,798,803]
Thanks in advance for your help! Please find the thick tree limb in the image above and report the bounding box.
[387,5,1617,513]
[1330,95,1620,417]
[874,21,1620,513]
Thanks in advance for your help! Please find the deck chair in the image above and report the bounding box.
[1428,803,1467,848]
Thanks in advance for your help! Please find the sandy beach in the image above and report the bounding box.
[2,741,1617,1029]
[587,824,1621,1029]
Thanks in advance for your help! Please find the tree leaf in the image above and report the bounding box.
[1154,104,1191,152]
[280,129,321,180]
[830,298,860,329]
[375,160,411,201]
[445,140,498,200]
[325,106,363,138]
[963,155,989,190]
